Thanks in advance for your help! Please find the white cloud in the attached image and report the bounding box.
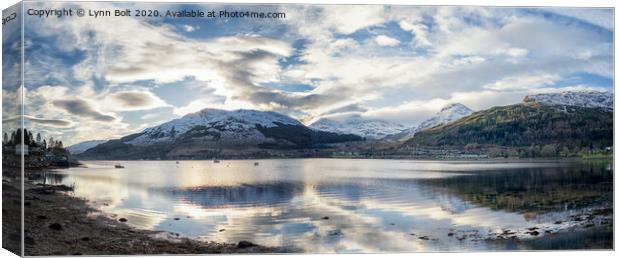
[452,56,486,66]
[364,98,451,126]
[375,35,400,46]
[327,38,360,54]
[318,5,386,35]
[506,47,529,57]
[483,73,560,91]
[399,20,432,47]
[181,24,198,32]
[140,113,160,120]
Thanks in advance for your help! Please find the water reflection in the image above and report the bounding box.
[419,161,613,214]
[37,159,613,252]
[164,182,305,208]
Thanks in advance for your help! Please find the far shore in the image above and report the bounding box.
[69,155,612,163]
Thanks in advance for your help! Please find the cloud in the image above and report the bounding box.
[3,115,74,128]
[399,20,432,47]
[364,98,452,126]
[318,5,386,34]
[375,35,400,46]
[483,73,560,91]
[181,24,198,32]
[506,48,529,57]
[105,90,169,111]
[52,99,117,122]
[172,95,238,116]
[102,35,293,85]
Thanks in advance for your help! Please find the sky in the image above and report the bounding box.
[3,2,614,145]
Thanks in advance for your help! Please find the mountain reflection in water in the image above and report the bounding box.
[419,162,613,214]
[37,159,613,252]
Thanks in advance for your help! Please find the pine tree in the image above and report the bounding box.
[10,131,16,145]
[27,131,34,145]
[23,129,30,145]
[36,133,42,143]
[3,132,7,144]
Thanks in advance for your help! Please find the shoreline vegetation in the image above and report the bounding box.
[2,167,292,256]
[68,155,613,162]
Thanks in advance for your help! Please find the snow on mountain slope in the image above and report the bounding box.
[416,103,474,132]
[127,109,303,145]
[309,116,407,139]
[385,103,473,141]
[67,140,108,154]
[523,91,613,110]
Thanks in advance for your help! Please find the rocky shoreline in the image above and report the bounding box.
[2,168,289,256]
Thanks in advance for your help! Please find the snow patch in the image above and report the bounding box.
[524,91,613,110]
[309,116,407,139]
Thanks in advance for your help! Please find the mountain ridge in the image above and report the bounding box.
[75,91,613,159]
[309,116,406,139]
[405,101,612,157]
[78,108,362,160]
[523,91,613,110]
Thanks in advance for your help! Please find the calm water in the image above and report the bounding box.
[40,159,613,252]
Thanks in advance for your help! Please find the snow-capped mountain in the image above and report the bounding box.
[127,109,303,146]
[416,103,474,132]
[385,103,473,141]
[78,108,363,159]
[523,91,613,110]
[66,140,108,154]
[309,116,407,139]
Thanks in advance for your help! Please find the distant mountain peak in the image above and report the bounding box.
[309,116,406,139]
[67,139,108,154]
[523,91,613,110]
[440,103,470,113]
[190,108,302,126]
[383,103,473,141]
[127,108,302,146]
[418,103,473,131]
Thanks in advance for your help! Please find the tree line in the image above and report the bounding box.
[2,128,65,150]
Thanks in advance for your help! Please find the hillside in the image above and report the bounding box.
[405,103,612,156]
[523,91,612,110]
